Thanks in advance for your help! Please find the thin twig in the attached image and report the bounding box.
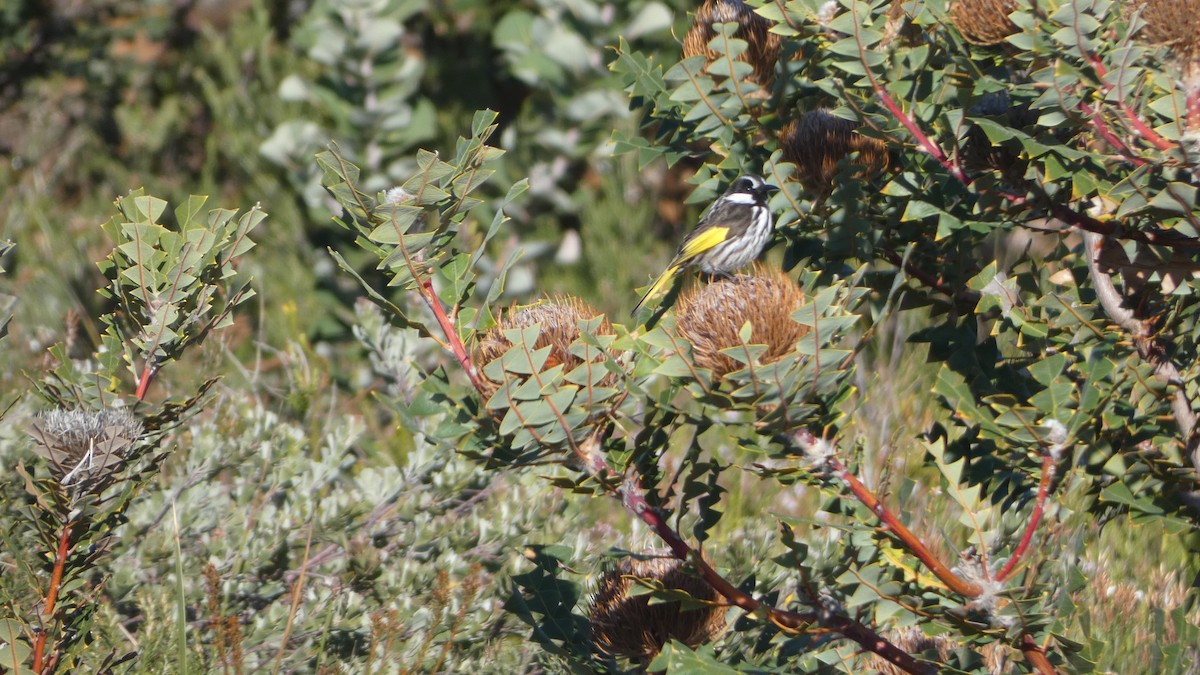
[272,518,315,675]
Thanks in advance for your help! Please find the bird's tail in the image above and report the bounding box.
[631,264,682,316]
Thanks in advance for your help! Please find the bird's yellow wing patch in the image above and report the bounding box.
[679,226,729,261]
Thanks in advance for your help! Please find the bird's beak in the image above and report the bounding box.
[765,183,780,193]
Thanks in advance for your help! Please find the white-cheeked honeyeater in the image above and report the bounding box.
[633,174,778,315]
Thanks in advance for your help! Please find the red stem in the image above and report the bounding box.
[874,86,971,185]
[32,522,73,673]
[1084,51,1174,151]
[621,481,934,674]
[996,453,1057,582]
[1020,633,1059,675]
[794,430,984,597]
[870,74,1200,251]
[418,277,485,393]
[134,365,157,401]
[1081,103,1148,167]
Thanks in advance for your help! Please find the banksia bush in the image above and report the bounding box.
[683,0,781,88]
[474,296,615,400]
[949,0,1018,46]
[589,552,726,665]
[779,110,890,194]
[676,266,808,377]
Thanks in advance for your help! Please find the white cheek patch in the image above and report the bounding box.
[723,192,757,205]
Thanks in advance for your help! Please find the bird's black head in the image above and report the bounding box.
[725,174,780,201]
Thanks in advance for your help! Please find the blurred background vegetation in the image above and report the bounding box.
[0,0,1198,672]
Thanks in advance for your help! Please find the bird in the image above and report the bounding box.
[633,174,778,315]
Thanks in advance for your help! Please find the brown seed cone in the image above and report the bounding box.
[683,0,782,89]
[779,109,890,195]
[1129,0,1200,90]
[882,0,926,47]
[949,0,1019,46]
[474,296,615,401]
[676,266,809,378]
[589,552,726,664]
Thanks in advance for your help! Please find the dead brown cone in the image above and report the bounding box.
[779,109,890,195]
[589,552,726,665]
[949,0,1019,46]
[683,0,782,89]
[1130,0,1200,92]
[473,296,614,401]
[676,266,808,378]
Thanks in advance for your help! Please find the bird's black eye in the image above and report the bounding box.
[737,178,754,192]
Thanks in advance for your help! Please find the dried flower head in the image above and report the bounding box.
[683,0,782,89]
[780,109,890,194]
[949,0,1019,46]
[589,551,726,664]
[1130,0,1200,91]
[474,296,615,399]
[30,408,144,495]
[882,0,924,47]
[676,266,809,378]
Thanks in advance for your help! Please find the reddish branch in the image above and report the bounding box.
[793,429,985,597]
[1082,52,1174,152]
[135,364,158,401]
[996,452,1057,582]
[1081,103,1148,167]
[792,430,1063,675]
[32,522,73,673]
[1021,634,1058,675]
[418,276,485,393]
[861,34,1200,254]
[621,477,934,674]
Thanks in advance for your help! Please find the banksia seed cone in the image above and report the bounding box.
[676,266,808,378]
[474,296,614,400]
[779,109,890,194]
[589,552,726,664]
[949,0,1018,46]
[683,0,782,89]
[30,408,144,496]
[1130,0,1200,92]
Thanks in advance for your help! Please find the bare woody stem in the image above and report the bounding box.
[1083,232,1200,479]
[32,521,73,673]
